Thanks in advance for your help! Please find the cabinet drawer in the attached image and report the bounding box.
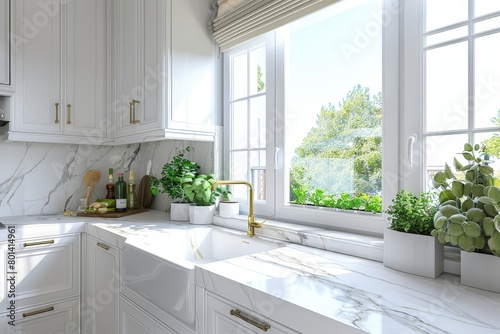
[0,297,80,334]
[0,234,80,310]
[206,293,299,334]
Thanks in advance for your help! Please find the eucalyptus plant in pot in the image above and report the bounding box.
[150,147,200,221]
[384,189,442,278]
[216,185,239,218]
[432,143,500,292]
[183,173,217,225]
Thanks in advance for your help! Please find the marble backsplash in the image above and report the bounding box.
[0,140,214,217]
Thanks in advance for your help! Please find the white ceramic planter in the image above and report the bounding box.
[219,201,239,218]
[170,202,190,221]
[189,205,215,225]
[383,228,444,278]
[461,250,500,293]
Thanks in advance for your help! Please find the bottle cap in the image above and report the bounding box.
[118,172,124,177]
[129,170,135,180]
[109,168,113,174]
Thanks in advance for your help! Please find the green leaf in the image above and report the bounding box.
[435,216,448,229]
[488,231,500,256]
[473,234,486,250]
[484,203,499,217]
[485,186,500,202]
[463,221,482,238]
[434,172,447,184]
[463,181,473,197]
[440,204,460,218]
[465,170,476,182]
[463,152,475,161]
[464,143,473,152]
[474,143,480,151]
[439,190,456,204]
[471,184,485,197]
[453,157,464,171]
[448,214,466,224]
[479,165,494,175]
[448,222,464,236]
[449,234,459,245]
[495,215,500,233]
[458,234,475,252]
[462,198,474,212]
[451,181,464,198]
[483,217,495,236]
[466,208,486,223]
[444,163,454,179]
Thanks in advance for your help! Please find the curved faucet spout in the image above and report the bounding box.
[212,180,261,236]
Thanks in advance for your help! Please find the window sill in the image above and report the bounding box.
[213,214,461,275]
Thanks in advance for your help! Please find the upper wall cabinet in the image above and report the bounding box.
[0,0,10,88]
[114,0,217,145]
[9,0,109,144]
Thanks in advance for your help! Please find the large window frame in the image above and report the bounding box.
[222,0,400,236]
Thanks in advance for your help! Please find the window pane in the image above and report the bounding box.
[250,150,266,200]
[475,15,500,33]
[231,151,248,199]
[249,46,266,95]
[475,0,500,17]
[425,42,469,132]
[231,100,248,149]
[426,0,468,32]
[425,26,468,47]
[232,53,248,100]
[249,96,266,149]
[476,132,500,172]
[426,134,468,189]
[284,0,382,206]
[475,32,500,128]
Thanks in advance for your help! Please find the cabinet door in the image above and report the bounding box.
[83,234,120,334]
[12,0,62,134]
[64,0,107,137]
[115,0,164,138]
[0,234,80,310]
[0,0,9,86]
[0,297,80,334]
[206,293,299,334]
[120,296,176,334]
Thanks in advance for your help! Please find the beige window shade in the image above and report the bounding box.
[213,0,340,51]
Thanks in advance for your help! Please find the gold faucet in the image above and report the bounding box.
[212,180,265,237]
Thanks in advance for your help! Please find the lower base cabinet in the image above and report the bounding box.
[0,297,80,334]
[83,234,120,334]
[120,296,177,334]
[205,293,299,334]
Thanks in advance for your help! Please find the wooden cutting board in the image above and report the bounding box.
[76,208,149,218]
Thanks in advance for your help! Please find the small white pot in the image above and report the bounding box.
[383,228,444,278]
[461,250,500,293]
[189,205,215,225]
[219,201,239,218]
[170,202,190,221]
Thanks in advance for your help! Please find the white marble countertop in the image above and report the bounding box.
[1,211,499,333]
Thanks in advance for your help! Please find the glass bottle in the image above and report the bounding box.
[127,170,137,210]
[106,168,115,199]
[115,173,127,212]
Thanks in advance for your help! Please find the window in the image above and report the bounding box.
[223,0,399,235]
[422,1,500,189]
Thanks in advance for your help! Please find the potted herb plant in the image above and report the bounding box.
[215,185,239,218]
[183,173,217,225]
[384,189,442,278]
[432,143,500,292]
[150,147,199,221]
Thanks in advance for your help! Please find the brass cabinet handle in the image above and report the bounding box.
[23,306,55,318]
[230,309,270,332]
[129,99,140,124]
[23,239,55,247]
[67,104,71,124]
[55,103,60,123]
[97,242,109,250]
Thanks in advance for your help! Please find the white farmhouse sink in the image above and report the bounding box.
[121,226,283,328]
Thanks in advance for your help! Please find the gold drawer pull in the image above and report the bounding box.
[55,103,60,123]
[129,99,140,124]
[230,309,270,332]
[97,242,109,250]
[23,306,55,318]
[67,104,71,124]
[23,239,55,247]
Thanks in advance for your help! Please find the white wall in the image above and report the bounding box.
[0,140,214,216]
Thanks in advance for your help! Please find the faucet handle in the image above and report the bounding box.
[254,214,273,228]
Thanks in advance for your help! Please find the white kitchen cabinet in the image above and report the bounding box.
[114,0,216,144]
[0,0,10,87]
[10,0,109,144]
[120,296,177,334]
[0,298,80,334]
[205,292,299,334]
[82,234,120,334]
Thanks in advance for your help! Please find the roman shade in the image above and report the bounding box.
[213,0,340,51]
